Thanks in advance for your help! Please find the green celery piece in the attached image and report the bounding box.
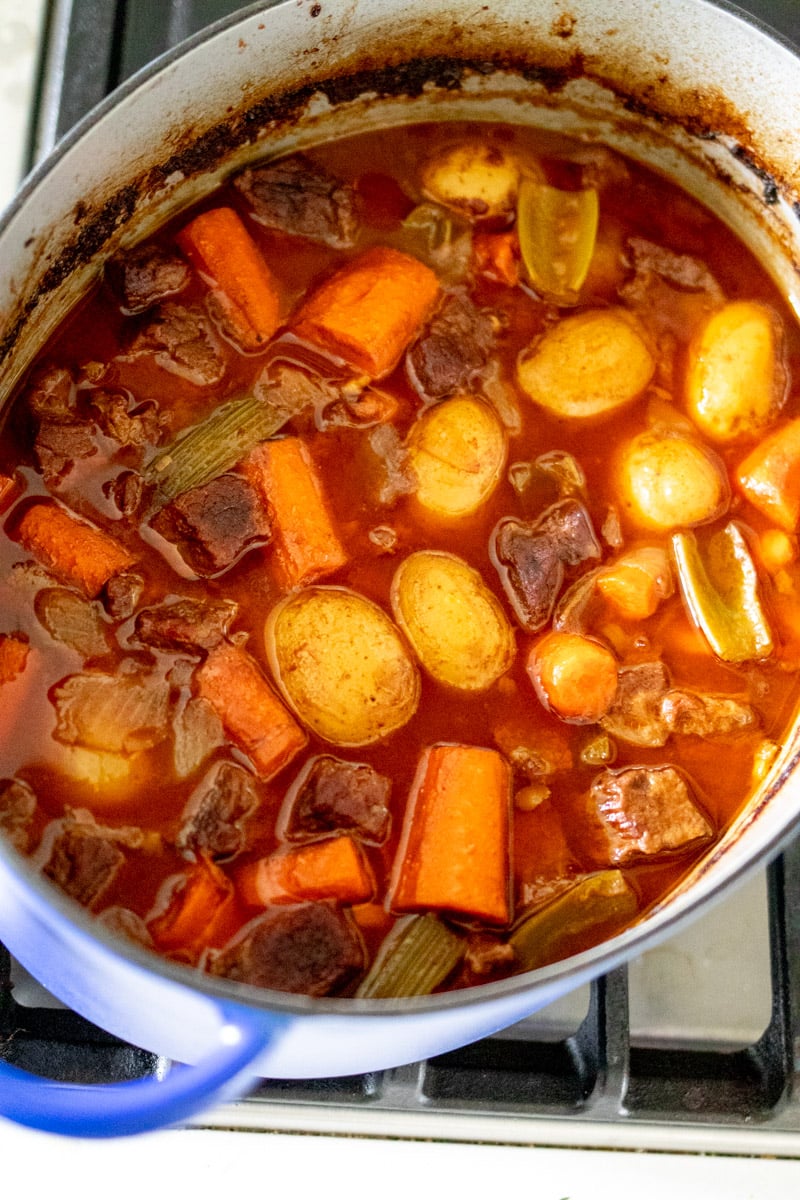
[509,870,638,972]
[143,368,326,511]
[356,914,465,999]
[672,523,774,663]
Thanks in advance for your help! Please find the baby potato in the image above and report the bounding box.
[685,300,785,442]
[407,396,507,517]
[616,430,729,531]
[265,587,420,746]
[421,141,521,220]
[517,308,655,420]
[391,550,515,691]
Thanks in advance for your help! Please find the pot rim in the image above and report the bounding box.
[2,0,800,1024]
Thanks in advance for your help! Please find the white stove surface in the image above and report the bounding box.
[1,0,799,1187]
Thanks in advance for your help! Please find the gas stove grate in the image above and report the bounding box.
[4,0,800,1154]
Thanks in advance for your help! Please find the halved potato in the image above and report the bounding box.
[616,430,729,531]
[421,142,521,220]
[685,300,786,442]
[407,395,506,517]
[391,551,515,691]
[517,308,655,419]
[265,587,420,746]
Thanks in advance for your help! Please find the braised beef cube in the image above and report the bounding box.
[585,765,713,866]
[43,822,126,907]
[408,293,495,398]
[108,243,192,313]
[660,690,759,739]
[208,902,365,996]
[492,500,601,632]
[135,597,239,654]
[104,572,145,620]
[151,473,271,576]
[129,303,226,387]
[234,154,361,248]
[177,761,260,861]
[282,756,392,845]
[34,420,97,483]
[25,365,76,422]
[0,778,37,853]
[601,661,672,748]
[89,391,161,448]
[464,933,516,977]
[111,470,147,518]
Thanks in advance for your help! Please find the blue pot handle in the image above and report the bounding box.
[0,1003,276,1138]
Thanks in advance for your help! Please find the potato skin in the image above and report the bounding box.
[517,307,655,420]
[616,430,729,532]
[407,396,506,517]
[265,587,420,746]
[391,550,515,691]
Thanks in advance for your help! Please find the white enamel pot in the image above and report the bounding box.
[1,0,800,1138]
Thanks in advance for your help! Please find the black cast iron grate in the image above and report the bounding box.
[3,0,800,1152]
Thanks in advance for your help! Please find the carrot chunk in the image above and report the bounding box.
[16,501,136,598]
[527,631,619,724]
[194,640,307,780]
[292,245,441,377]
[148,859,233,952]
[245,436,348,588]
[389,744,512,925]
[473,230,520,286]
[736,417,800,531]
[0,633,30,684]
[237,836,375,908]
[177,206,281,352]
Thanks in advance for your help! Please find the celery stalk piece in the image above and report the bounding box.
[672,522,774,663]
[144,368,326,511]
[509,870,638,971]
[517,179,599,305]
[355,914,465,999]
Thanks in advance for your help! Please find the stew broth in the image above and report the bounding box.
[2,121,799,998]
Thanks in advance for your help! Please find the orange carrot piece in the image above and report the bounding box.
[473,231,520,286]
[245,436,348,588]
[177,206,281,352]
[0,473,18,513]
[292,245,440,377]
[736,417,800,531]
[16,501,136,598]
[527,631,618,724]
[0,633,30,684]
[389,744,511,925]
[148,859,233,952]
[237,836,375,908]
[194,640,307,780]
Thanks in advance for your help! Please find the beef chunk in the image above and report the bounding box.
[619,237,724,341]
[492,500,601,632]
[24,365,76,423]
[208,902,365,996]
[108,243,191,313]
[234,154,361,248]
[177,761,260,861]
[584,765,713,866]
[282,756,392,845]
[151,473,271,576]
[408,293,495,399]
[0,778,37,853]
[104,572,145,620]
[601,661,672,748]
[135,597,239,654]
[128,303,226,387]
[34,419,97,483]
[89,391,161,449]
[43,819,126,907]
[660,690,759,739]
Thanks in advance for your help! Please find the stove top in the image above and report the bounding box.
[3,0,800,1159]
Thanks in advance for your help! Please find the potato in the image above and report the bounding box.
[685,300,785,442]
[517,308,655,419]
[421,141,521,220]
[391,551,515,691]
[616,430,729,531]
[407,396,506,517]
[265,587,420,746]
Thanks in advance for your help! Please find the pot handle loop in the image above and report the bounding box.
[0,1002,276,1138]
